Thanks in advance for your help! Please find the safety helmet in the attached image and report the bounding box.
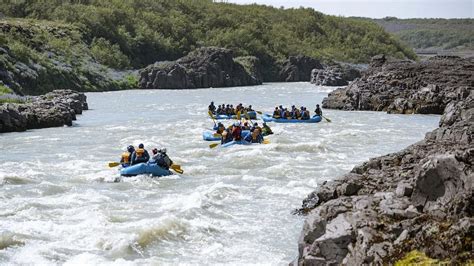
[138,143,144,148]
[127,145,134,152]
[152,148,158,154]
[159,148,167,154]
[253,122,258,126]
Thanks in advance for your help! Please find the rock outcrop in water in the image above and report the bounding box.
[0,90,88,133]
[138,47,261,89]
[310,64,362,86]
[294,58,473,264]
[279,55,323,82]
[322,55,474,114]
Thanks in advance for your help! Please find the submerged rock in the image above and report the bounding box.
[322,55,474,114]
[138,47,261,89]
[0,89,88,133]
[295,90,473,263]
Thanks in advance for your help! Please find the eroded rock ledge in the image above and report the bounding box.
[138,47,261,89]
[0,89,88,133]
[322,55,474,114]
[294,90,473,264]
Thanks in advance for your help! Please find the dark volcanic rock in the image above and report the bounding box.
[322,55,474,114]
[279,55,323,82]
[0,90,88,133]
[138,47,261,89]
[310,64,362,86]
[295,91,473,264]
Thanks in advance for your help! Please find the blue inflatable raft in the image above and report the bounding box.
[221,140,253,148]
[203,130,250,141]
[214,111,257,120]
[262,114,322,123]
[120,162,172,177]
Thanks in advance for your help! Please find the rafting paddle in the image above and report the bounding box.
[209,143,219,149]
[322,115,332,123]
[208,110,217,125]
[170,164,184,174]
[108,162,120,168]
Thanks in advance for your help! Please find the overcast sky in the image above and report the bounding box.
[226,0,473,18]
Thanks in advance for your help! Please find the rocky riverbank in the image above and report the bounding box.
[0,89,88,133]
[294,56,473,264]
[322,55,474,114]
[310,64,362,86]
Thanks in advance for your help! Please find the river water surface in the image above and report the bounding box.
[0,83,439,264]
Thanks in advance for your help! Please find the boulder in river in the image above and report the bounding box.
[138,47,261,89]
[0,89,88,133]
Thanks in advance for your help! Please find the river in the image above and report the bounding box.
[0,83,439,264]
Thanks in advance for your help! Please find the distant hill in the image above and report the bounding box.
[372,17,473,55]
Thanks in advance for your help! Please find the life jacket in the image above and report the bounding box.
[232,126,242,140]
[121,152,131,164]
[273,110,280,118]
[135,148,145,158]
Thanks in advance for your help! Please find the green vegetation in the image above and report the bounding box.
[0,19,136,95]
[1,0,415,69]
[0,98,24,104]
[373,17,474,51]
[395,250,447,266]
[0,85,13,95]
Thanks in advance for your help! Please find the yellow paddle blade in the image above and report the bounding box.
[108,162,120,168]
[208,110,216,121]
[256,110,263,114]
[209,143,219,149]
[323,116,332,123]
[263,140,270,144]
[213,133,222,137]
[237,111,241,120]
[170,164,183,174]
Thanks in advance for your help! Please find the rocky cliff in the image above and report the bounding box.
[310,64,362,86]
[0,89,88,133]
[322,55,474,114]
[138,47,261,89]
[295,56,473,264]
[279,55,323,82]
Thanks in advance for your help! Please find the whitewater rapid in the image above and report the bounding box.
[0,83,439,264]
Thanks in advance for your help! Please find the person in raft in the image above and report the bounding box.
[314,104,323,116]
[120,145,135,167]
[231,122,243,141]
[216,122,225,135]
[221,126,234,144]
[272,107,280,118]
[262,122,273,135]
[131,143,150,165]
[208,101,216,114]
[244,127,264,143]
[150,148,173,170]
